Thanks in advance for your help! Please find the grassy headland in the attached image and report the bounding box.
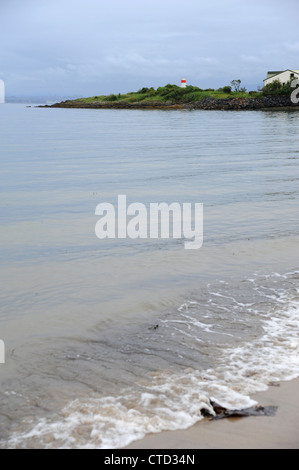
[44,81,299,110]
[71,84,254,105]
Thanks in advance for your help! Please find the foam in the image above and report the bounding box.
[4,273,299,449]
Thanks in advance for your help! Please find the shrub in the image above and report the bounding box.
[262,79,293,96]
[182,92,203,102]
[185,85,201,93]
[164,88,185,101]
[262,80,281,94]
[157,84,179,96]
[222,86,232,93]
[138,87,150,94]
[147,87,157,96]
[156,84,185,100]
[103,94,118,102]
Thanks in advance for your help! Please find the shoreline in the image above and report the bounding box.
[124,378,299,449]
[40,95,299,112]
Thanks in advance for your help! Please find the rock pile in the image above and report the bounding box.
[191,95,298,110]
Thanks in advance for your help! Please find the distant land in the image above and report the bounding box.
[6,95,80,104]
[40,83,299,111]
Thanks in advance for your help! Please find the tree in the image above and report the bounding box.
[231,79,242,92]
[262,79,294,97]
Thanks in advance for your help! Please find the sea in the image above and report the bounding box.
[0,103,298,448]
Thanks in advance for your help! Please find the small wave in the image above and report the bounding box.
[3,272,299,449]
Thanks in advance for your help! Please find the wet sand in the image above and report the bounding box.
[125,379,299,449]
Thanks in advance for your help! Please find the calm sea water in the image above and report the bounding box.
[0,104,298,448]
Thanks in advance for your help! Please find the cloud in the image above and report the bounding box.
[194,57,219,65]
[105,53,153,70]
[2,0,299,95]
[240,55,262,64]
[284,42,299,52]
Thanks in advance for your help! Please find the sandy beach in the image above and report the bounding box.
[125,378,299,449]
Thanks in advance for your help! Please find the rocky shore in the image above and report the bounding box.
[43,95,299,111]
[192,95,299,111]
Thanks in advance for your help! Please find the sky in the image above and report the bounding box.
[0,0,298,98]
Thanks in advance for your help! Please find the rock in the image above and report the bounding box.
[201,399,278,420]
[212,405,278,420]
[200,407,214,418]
[191,95,298,111]
[210,400,228,415]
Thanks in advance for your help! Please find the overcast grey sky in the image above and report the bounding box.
[1,0,298,97]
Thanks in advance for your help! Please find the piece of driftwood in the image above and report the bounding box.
[201,400,278,420]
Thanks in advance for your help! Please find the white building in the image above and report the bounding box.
[263,69,299,87]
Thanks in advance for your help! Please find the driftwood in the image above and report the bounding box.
[201,400,278,420]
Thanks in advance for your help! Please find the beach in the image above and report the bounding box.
[1,0,299,451]
[1,105,298,449]
[125,378,299,449]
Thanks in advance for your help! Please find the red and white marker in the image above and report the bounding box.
[181,78,186,88]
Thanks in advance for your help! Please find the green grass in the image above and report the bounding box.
[75,85,261,105]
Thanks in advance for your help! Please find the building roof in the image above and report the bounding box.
[267,71,283,77]
[263,69,299,82]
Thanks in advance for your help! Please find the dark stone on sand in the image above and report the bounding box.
[212,405,278,420]
[148,324,159,330]
[201,400,278,420]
